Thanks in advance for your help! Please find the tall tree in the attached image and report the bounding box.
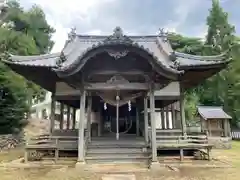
[0,0,55,134]
[205,0,235,54]
[200,0,240,125]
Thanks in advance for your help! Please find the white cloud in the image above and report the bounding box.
[20,0,237,53]
[167,0,202,34]
[21,0,117,52]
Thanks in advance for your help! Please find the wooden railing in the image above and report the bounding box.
[25,129,89,162]
[148,128,210,147]
[147,129,212,161]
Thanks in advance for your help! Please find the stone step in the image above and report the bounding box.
[90,141,146,145]
[83,163,149,173]
[88,143,146,148]
[85,155,150,164]
[87,147,144,154]
[87,152,149,158]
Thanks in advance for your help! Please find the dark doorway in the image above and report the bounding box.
[101,103,137,135]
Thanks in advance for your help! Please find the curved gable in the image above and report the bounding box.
[54,27,183,80]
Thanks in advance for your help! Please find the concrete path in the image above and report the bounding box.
[101,174,136,180]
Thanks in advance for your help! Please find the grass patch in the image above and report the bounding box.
[0,147,24,163]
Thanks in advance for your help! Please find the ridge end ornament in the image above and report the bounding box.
[158,28,169,42]
[113,26,123,39]
[67,27,77,41]
[103,26,133,44]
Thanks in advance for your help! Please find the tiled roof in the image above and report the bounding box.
[3,53,60,67]
[3,27,228,73]
[197,106,232,120]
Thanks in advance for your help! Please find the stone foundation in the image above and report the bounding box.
[208,137,232,149]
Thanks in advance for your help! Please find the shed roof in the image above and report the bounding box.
[197,106,232,120]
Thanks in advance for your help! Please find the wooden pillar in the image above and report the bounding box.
[160,107,165,129]
[171,103,176,129]
[98,106,102,137]
[78,89,86,162]
[175,102,180,129]
[66,106,70,129]
[50,93,56,133]
[150,89,157,162]
[224,119,228,137]
[166,106,169,129]
[227,120,231,137]
[116,95,120,140]
[60,103,64,129]
[144,96,149,143]
[207,120,212,136]
[87,95,92,141]
[136,107,140,137]
[72,108,76,129]
[180,85,187,135]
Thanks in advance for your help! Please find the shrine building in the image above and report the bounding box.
[3,27,230,166]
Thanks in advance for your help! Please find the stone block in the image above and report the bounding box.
[208,137,232,149]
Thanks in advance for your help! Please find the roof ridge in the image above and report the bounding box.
[76,34,160,38]
[174,51,227,61]
[9,52,60,62]
[197,105,223,108]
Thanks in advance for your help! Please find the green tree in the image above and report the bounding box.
[200,0,239,125]
[0,0,55,134]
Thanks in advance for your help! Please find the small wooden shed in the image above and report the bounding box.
[197,106,232,137]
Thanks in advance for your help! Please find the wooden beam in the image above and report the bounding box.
[56,95,80,100]
[88,70,149,77]
[55,90,79,96]
[84,82,150,90]
[155,96,180,100]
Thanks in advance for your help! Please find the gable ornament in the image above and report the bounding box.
[107,74,129,85]
[106,49,129,59]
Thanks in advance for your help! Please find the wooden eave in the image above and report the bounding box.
[3,62,59,92]
[180,64,228,89]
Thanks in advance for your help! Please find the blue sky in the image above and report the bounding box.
[20,0,240,53]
